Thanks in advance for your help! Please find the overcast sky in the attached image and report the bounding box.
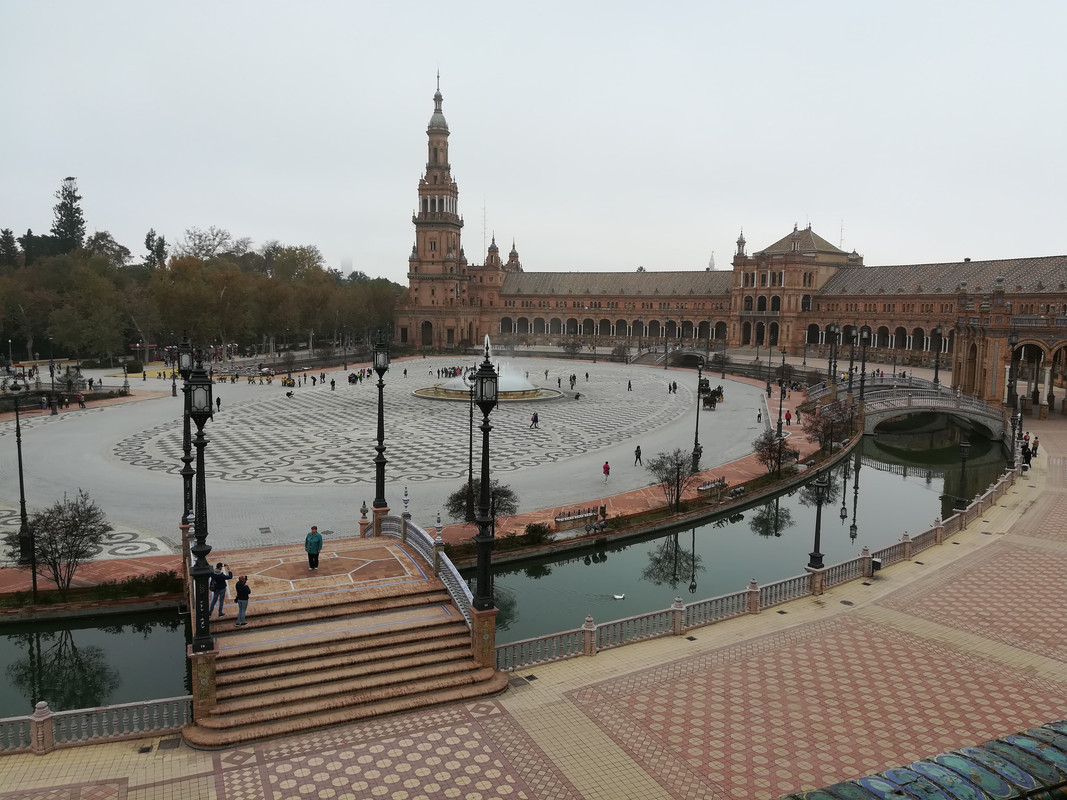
[4,1,1065,284]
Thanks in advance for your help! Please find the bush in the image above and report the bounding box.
[523,523,552,546]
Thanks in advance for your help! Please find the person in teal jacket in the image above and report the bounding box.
[305,525,323,569]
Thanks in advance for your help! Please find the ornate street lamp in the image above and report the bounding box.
[808,472,829,570]
[955,438,971,511]
[932,325,943,387]
[10,380,36,601]
[1007,329,1019,408]
[847,327,856,395]
[187,353,215,653]
[372,330,390,530]
[827,323,840,384]
[692,356,705,472]
[48,335,57,415]
[859,328,871,402]
[462,366,477,522]
[178,336,195,529]
[472,337,499,612]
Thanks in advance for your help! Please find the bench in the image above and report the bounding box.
[554,508,598,532]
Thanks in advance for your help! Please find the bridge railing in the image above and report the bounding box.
[382,515,474,628]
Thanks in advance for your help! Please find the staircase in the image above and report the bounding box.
[182,574,507,748]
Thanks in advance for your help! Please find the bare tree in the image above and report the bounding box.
[645,448,701,513]
[3,490,112,600]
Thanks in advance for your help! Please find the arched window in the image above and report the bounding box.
[743,295,754,311]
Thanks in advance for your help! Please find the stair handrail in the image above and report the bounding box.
[382,516,473,627]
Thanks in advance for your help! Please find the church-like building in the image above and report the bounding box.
[395,87,1067,415]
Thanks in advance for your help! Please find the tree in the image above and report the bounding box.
[3,490,113,601]
[83,231,131,268]
[645,448,701,513]
[50,177,86,253]
[144,229,169,270]
[444,478,519,523]
[0,228,19,268]
[611,342,628,362]
[801,400,853,453]
[709,350,730,373]
[560,337,582,355]
[752,430,782,474]
[175,226,246,259]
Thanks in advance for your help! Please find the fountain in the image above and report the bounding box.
[413,336,563,402]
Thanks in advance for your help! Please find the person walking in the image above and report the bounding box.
[757,409,762,423]
[603,461,611,483]
[215,396,221,413]
[208,563,233,617]
[305,525,323,570]
[234,576,251,627]
[634,446,642,466]
[1032,436,1040,456]
[785,410,792,426]
[529,412,539,429]
[627,380,632,391]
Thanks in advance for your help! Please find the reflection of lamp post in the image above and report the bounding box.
[462,367,476,522]
[689,528,697,595]
[775,350,786,477]
[932,325,942,387]
[48,335,57,415]
[839,458,849,525]
[955,438,971,511]
[849,451,860,541]
[691,357,704,472]
[859,328,870,402]
[808,472,829,570]
[10,381,36,602]
[187,353,215,653]
[1007,329,1019,407]
[372,330,390,533]
[847,328,856,395]
[472,339,499,612]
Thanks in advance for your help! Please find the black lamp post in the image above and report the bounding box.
[178,336,195,529]
[1016,410,1023,442]
[720,336,727,379]
[663,326,668,370]
[847,328,856,395]
[827,323,840,384]
[859,328,870,402]
[372,330,390,525]
[462,366,476,522]
[776,350,786,477]
[1007,329,1019,408]
[10,381,36,602]
[48,335,57,415]
[170,333,178,397]
[1007,414,1018,469]
[955,438,971,511]
[808,472,829,570]
[691,356,705,472]
[932,325,943,387]
[472,339,499,612]
[187,353,215,653]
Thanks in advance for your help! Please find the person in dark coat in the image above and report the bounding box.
[208,563,233,617]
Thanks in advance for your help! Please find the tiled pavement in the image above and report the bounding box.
[3,365,1066,798]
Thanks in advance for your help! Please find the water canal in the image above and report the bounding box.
[476,418,1007,645]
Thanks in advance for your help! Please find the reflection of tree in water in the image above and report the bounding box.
[749,498,796,538]
[796,472,840,508]
[97,616,183,636]
[7,630,120,711]
[491,586,518,631]
[642,531,704,591]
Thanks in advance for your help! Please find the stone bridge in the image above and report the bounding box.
[807,379,1010,441]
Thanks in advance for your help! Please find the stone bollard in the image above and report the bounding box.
[582,614,597,657]
[861,546,873,578]
[901,532,912,560]
[671,596,685,635]
[30,701,55,755]
[433,532,444,576]
[933,517,944,545]
[807,566,826,596]
[746,578,761,614]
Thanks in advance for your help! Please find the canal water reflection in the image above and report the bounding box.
[477,422,1006,645]
[0,609,189,718]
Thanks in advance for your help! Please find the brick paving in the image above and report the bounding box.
[2,364,1066,798]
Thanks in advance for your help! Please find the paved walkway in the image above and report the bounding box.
[4,357,1065,798]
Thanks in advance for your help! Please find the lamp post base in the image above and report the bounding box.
[372,505,390,537]
[469,606,499,668]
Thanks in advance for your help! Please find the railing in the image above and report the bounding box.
[493,464,1020,672]
[759,575,811,608]
[384,516,473,628]
[596,610,674,651]
[496,629,586,671]
[0,697,192,754]
[684,590,749,627]
[824,557,865,588]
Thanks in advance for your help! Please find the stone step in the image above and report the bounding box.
[213,653,479,713]
[182,671,510,750]
[216,632,472,686]
[197,666,503,731]
[224,588,453,632]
